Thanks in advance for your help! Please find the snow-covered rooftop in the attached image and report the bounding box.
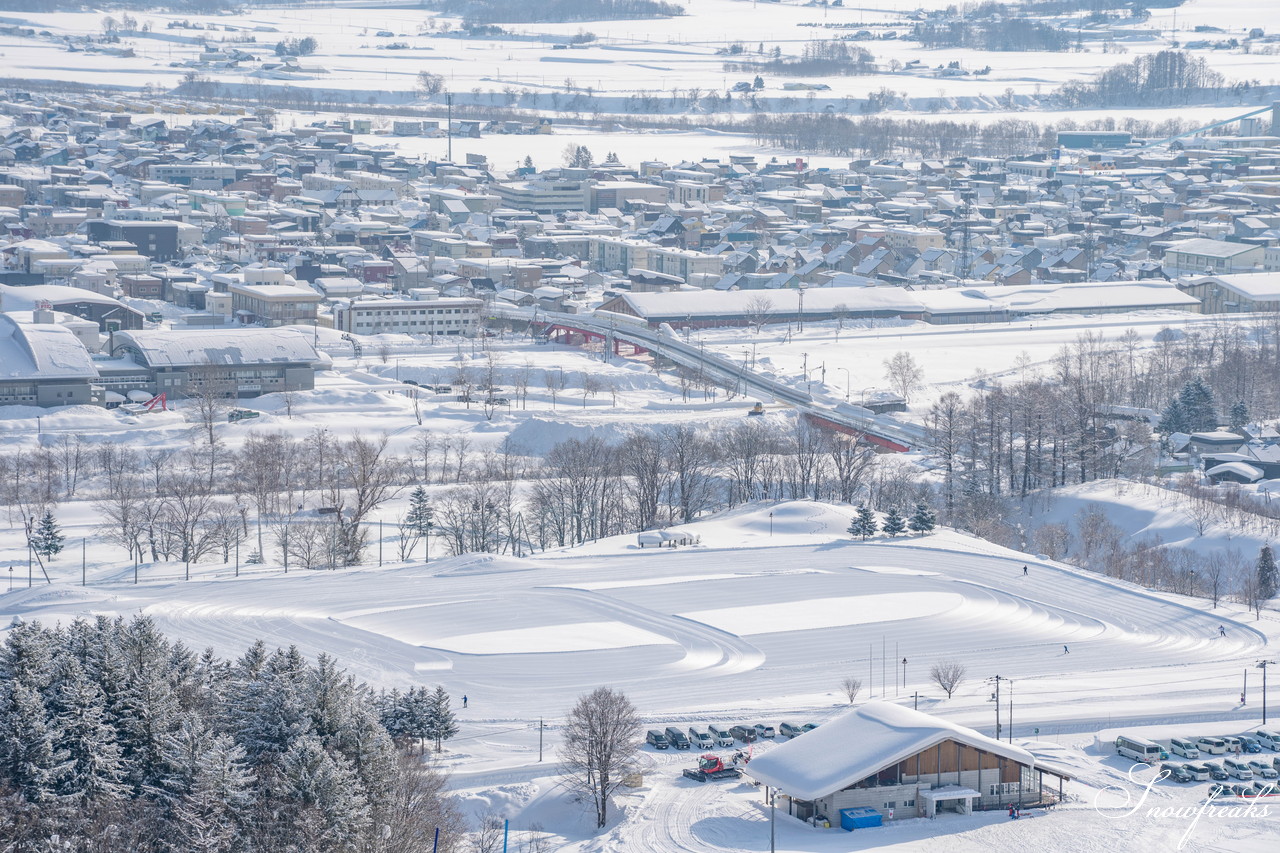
[113,328,319,368]
[745,701,1035,801]
[0,314,96,381]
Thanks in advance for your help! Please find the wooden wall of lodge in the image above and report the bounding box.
[876,739,1022,785]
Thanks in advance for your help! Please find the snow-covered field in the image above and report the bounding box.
[3,498,1277,850]
[3,0,1278,166]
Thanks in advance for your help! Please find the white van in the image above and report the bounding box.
[1254,729,1280,750]
[1171,738,1200,759]
[1223,757,1254,780]
[1197,736,1228,755]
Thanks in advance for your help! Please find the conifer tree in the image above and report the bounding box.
[53,663,126,802]
[426,685,458,753]
[1228,401,1249,432]
[1259,545,1279,601]
[30,510,64,561]
[882,507,907,537]
[907,502,937,535]
[1177,378,1217,432]
[1156,397,1188,436]
[847,504,878,540]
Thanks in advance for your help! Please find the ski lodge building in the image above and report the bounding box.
[745,702,1069,824]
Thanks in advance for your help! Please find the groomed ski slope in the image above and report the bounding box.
[3,501,1265,730]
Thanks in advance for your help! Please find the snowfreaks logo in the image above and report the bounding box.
[1092,765,1274,849]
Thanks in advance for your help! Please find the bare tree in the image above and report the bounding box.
[380,755,467,853]
[333,434,405,564]
[515,360,533,409]
[185,363,235,486]
[561,687,641,829]
[581,373,602,408]
[1201,551,1229,608]
[883,351,923,403]
[543,369,565,409]
[471,810,505,853]
[744,294,775,334]
[930,660,967,699]
[841,677,862,704]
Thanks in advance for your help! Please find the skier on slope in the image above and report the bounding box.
[1063,645,1069,654]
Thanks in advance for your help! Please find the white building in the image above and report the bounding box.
[332,294,483,337]
[494,179,590,214]
[1161,238,1264,277]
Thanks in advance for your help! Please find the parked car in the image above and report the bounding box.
[729,725,757,743]
[665,726,691,749]
[1197,737,1229,755]
[1247,760,1278,779]
[688,727,715,749]
[1252,779,1277,795]
[708,725,735,747]
[1223,757,1254,780]
[1170,738,1200,759]
[778,722,804,738]
[1161,763,1193,783]
[1230,784,1253,797]
[1204,761,1229,780]
[1207,782,1231,799]
[1239,736,1264,754]
[753,723,776,739]
[800,723,818,733]
[1254,728,1280,750]
[1182,763,1209,781]
[646,730,670,750]
[1221,736,1243,753]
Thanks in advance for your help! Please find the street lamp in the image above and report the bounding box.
[1259,660,1277,725]
[797,284,806,333]
[838,366,850,401]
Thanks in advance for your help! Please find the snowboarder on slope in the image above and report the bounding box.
[1023,566,1028,576]
[1063,645,1069,654]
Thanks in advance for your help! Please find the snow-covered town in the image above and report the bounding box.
[2,0,1280,851]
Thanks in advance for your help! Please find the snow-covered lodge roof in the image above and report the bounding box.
[745,702,1036,801]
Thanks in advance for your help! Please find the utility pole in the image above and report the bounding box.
[445,92,453,162]
[538,718,544,762]
[911,691,921,711]
[988,675,1006,741]
[82,538,86,587]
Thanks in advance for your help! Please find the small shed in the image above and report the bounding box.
[636,530,701,548]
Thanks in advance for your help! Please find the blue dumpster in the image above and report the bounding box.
[839,807,883,830]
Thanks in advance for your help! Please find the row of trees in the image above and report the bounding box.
[0,615,466,851]
[927,323,1280,520]
[847,503,936,539]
